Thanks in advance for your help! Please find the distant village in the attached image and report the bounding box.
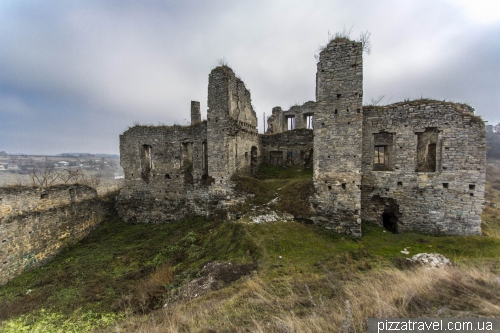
[0,151,124,181]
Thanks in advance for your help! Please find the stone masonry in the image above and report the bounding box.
[118,37,486,237]
[0,185,106,285]
[309,41,364,235]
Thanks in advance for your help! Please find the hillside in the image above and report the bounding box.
[1,163,500,332]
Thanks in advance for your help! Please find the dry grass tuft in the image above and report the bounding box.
[107,265,500,332]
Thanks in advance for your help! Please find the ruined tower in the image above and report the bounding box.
[207,66,259,195]
[312,40,363,236]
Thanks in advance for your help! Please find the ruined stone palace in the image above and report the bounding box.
[117,39,486,236]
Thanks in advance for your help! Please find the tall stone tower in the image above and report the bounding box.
[207,66,259,196]
[312,40,363,236]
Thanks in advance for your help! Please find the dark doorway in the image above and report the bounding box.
[251,146,258,174]
[269,151,283,166]
[382,212,398,233]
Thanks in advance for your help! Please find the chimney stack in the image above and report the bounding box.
[191,101,201,125]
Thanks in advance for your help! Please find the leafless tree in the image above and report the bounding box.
[358,30,372,54]
[58,169,85,184]
[30,159,61,189]
[30,159,85,189]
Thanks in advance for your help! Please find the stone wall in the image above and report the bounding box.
[361,101,486,235]
[117,121,212,223]
[118,67,259,223]
[266,101,315,134]
[0,185,106,285]
[260,129,313,168]
[207,66,259,198]
[311,40,363,236]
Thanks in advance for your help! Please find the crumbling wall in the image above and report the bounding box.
[266,107,285,134]
[0,185,106,285]
[260,129,313,168]
[207,66,259,199]
[361,101,486,235]
[311,40,363,236]
[266,101,315,134]
[117,122,211,223]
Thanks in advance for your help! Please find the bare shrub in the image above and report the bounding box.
[29,160,83,189]
[358,30,372,54]
[370,95,385,106]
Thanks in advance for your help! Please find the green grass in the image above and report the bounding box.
[233,164,314,215]
[0,217,257,330]
[1,161,500,331]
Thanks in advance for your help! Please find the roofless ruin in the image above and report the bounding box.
[117,39,486,236]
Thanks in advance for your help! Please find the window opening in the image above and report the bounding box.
[416,128,438,172]
[305,115,313,129]
[202,141,208,176]
[373,132,395,171]
[141,144,152,182]
[374,146,386,165]
[286,116,295,130]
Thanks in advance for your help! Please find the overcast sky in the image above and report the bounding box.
[1,0,499,155]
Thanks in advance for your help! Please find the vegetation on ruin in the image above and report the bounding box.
[1,162,500,332]
[232,164,314,216]
[127,120,207,132]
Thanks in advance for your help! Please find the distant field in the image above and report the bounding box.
[0,155,123,193]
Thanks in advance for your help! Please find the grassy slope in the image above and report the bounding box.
[1,162,499,332]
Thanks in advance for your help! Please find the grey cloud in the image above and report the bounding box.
[0,0,498,154]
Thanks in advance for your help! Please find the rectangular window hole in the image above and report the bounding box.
[337,94,342,98]
[397,181,403,186]
[470,193,474,197]
[357,109,360,113]
[445,147,450,150]
[328,185,332,191]
[341,183,346,189]
[334,109,338,114]
[40,193,48,199]
[469,184,475,190]
[442,183,449,188]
